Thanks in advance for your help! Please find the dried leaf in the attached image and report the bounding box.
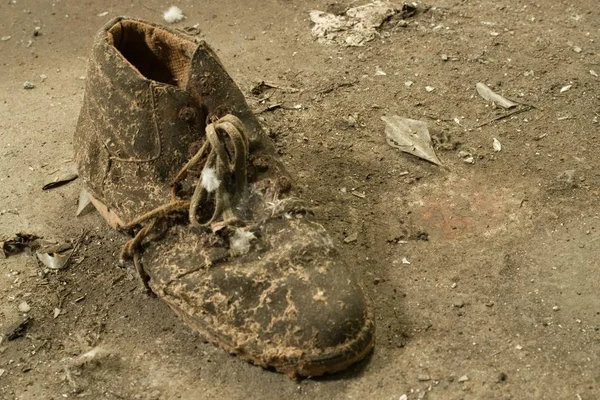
[36,250,71,270]
[42,172,78,190]
[76,189,95,217]
[382,116,442,165]
[1,233,39,257]
[476,82,517,109]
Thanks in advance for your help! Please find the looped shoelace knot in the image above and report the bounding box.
[119,114,250,289]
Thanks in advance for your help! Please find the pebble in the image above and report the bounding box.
[18,301,30,313]
[399,395,408,400]
[552,305,560,311]
[343,233,358,244]
[458,375,469,382]
[0,368,5,378]
[425,86,435,92]
[453,300,465,308]
[23,81,35,89]
[515,344,523,350]
[1,36,11,41]
[418,374,431,381]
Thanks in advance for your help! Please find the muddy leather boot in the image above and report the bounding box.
[74,17,374,378]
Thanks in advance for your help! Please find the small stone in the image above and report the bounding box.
[552,305,560,311]
[418,374,431,381]
[515,344,523,350]
[453,300,465,308]
[39,74,47,82]
[590,70,598,77]
[405,80,414,88]
[373,277,381,285]
[343,233,358,244]
[458,375,469,382]
[374,67,387,76]
[493,138,502,152]
[440,54,448,61]
[18,301,30,313]
[399,395,408,400]
[1,36,11,41]
[97,11,109,17]
[573,46,582,53]
[451,282,457,289]
[0,369,5,378]
[23,81,35,89]
[425,86,435,92]
[560,85,572,93]
[401,257,411,265]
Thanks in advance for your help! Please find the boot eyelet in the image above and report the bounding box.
[178,106,197,122]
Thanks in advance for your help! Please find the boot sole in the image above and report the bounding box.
[86,190,375,377]
[163,292,375,378]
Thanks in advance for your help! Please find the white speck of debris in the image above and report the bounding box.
[1,36,11,41]
[313,289,327,302]
[230,228,256,255]
[573,46,582,53]
[293,104,303,109]
[163,6,184,23]
[489,31,500,36]
[401,257,411,265]
[201,167,220,193]
[451,282,457,289]
[97,11,108,17]
[425,86,435,92]
[23,81,35,89]
[590,70,598,77]
[375,67,387,76]
[560,85,572,93]
[493,138,502,152]
[453,117,461,125]
[18,301,31,313]
[458,375,469,382]
[552,305,560,311]
[399,395,408,400]
[515,344,523,350]
[68,347,110,367]
[405,81,414,88]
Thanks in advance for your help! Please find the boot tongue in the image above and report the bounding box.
[185,42,263,138]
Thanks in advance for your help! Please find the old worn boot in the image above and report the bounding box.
[74,17,374,377]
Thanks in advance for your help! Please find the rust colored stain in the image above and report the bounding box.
[413,179,519,241]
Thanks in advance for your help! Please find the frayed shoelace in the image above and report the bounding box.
[118,114,250,289]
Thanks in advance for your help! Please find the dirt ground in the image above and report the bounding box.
[1,0,599,398]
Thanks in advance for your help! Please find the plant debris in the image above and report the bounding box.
[1,233,39,257]
[36,230,86,271]
[42,172,78,190]
[76,189,96,216]
[310,0,402,46]
[3,316,31,341]
[382,115,442,165]
[476,82,517,109]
